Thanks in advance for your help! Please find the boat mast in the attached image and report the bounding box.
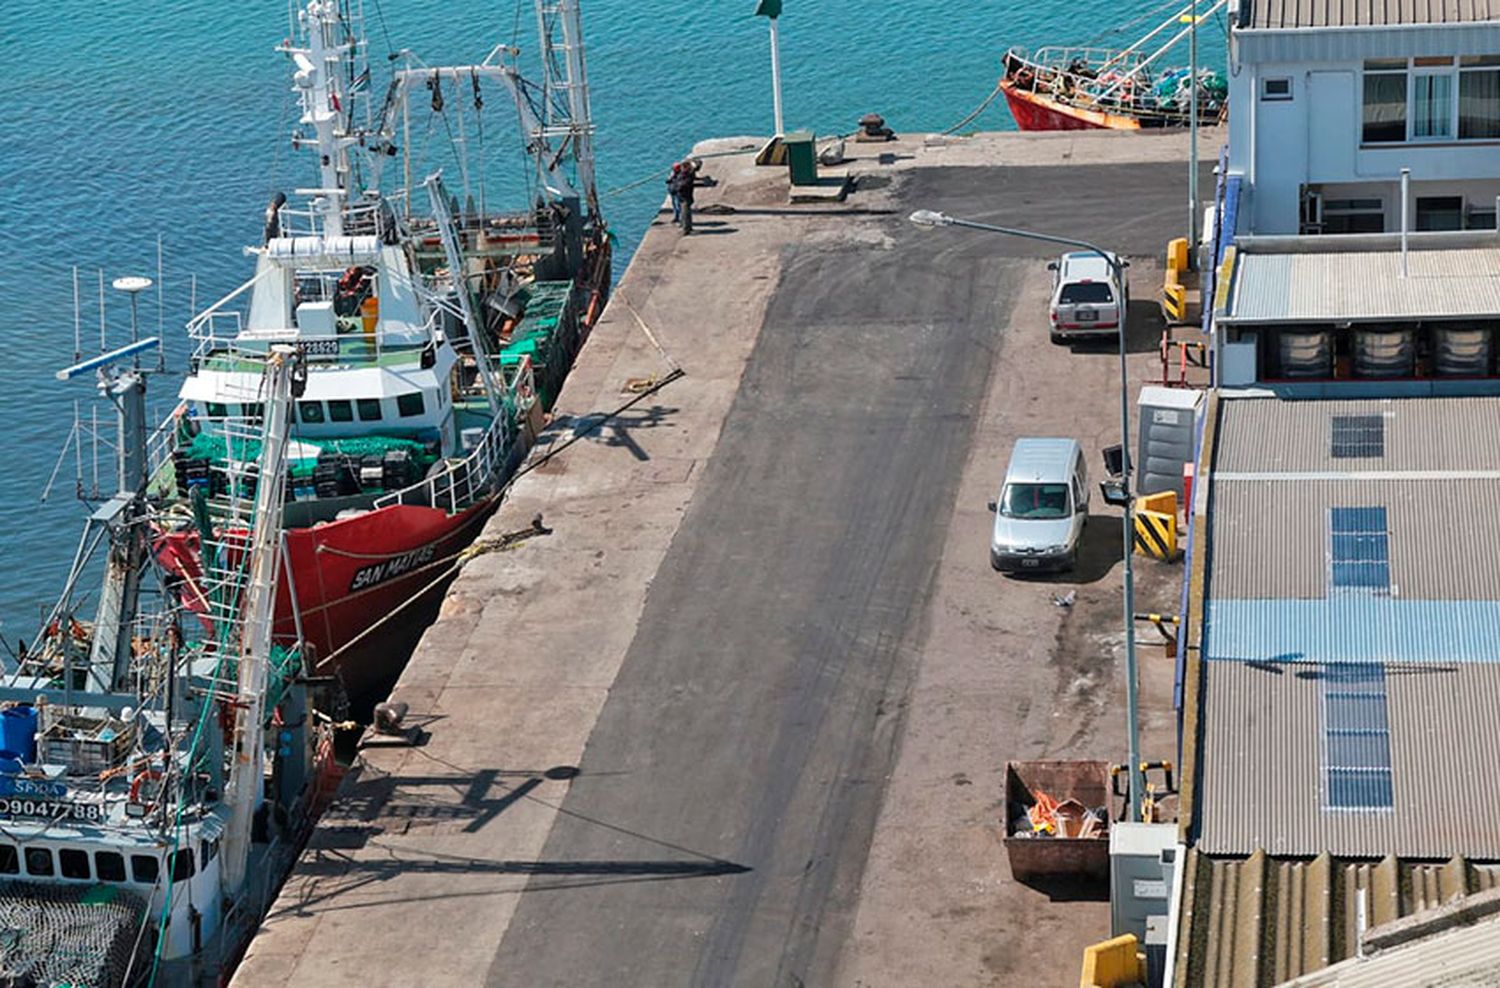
[286,1,356,237]
[537,0,599,218]
[220,347,300,892]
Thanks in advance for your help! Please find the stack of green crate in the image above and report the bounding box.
[500,281,579,411]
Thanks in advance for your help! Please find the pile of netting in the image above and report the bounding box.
[1151,67,1228,112]
[181,432,439,481]
[0,881,146,988]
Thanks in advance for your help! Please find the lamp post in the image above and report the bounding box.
[908,209,1143,821]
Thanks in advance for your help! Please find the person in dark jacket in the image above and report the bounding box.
[665,161,684,225]
[671,159,702,234]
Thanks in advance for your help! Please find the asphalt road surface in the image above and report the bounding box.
[486,162,1201,987]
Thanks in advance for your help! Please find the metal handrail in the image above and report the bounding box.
[373,405,515,513]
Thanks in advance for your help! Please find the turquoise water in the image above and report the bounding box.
[0,1,1227,641]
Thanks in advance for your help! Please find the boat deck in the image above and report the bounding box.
[234,129,1211,987]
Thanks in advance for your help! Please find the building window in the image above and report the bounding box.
[1322,198,1384,234]
[357,398,383,421]
[131,854,159,885]
[297,401,325,424]
[397,392,425,418]
[1362,60,1407,142]
[1411,63,1455,139]
[59,848,91,880]
[1364,56,1500,143]
[1416,196,1464,231]
[95,851,127,882]
[1470,201,1499,230]
[1260,77,1292,101]
[1460,60,1500,139]
[328,400,354,423]
[24,848,53,877]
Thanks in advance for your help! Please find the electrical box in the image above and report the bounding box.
[783,129,818,186]
[1136,386,1202,498]
[295,300,337,337]
[1109,821,1177,946]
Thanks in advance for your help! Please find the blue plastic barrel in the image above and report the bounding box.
[0,708,37,763]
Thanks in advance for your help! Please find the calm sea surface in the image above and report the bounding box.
[0,1,1226,640]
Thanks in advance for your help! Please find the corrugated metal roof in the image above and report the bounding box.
[1282,902,1500,987]
[1193,396,1500,859]
[1246,0,1500,29]
[1197,660,1500,856]
[1208,478,1500,600]
[1214,397,1500,474]
[1224,248,1500,324]
[1173,848,1500,988]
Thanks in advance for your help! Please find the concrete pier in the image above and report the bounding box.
[235,129,1210,987]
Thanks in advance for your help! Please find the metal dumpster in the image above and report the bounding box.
[1004,759,1113,882]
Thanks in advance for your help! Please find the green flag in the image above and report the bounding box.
[754,0,782,18]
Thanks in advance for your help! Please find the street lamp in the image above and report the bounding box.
[908,208,1144,822]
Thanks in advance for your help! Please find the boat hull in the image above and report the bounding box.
[1000,80,1143,131]
[277,496,503,700]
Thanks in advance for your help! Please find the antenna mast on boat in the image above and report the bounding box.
[284,1,360,237]
[536,0,599,217]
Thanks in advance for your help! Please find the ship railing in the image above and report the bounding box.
[146,403,187,483]
[373,408,515,514]
[275,191,408,241]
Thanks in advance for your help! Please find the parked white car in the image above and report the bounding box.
[988,437,1089,573]
[1048,251,1128,344]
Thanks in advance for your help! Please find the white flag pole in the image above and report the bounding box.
[769,16,784,137]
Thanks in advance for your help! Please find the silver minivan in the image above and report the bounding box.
[987,438,1089,573]
[1048,252,1127,344]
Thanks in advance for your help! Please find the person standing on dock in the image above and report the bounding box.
[666,161,685,225]
[671,159,703,235]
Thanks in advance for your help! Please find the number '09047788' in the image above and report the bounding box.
[0,799,103,822]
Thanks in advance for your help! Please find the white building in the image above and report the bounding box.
[1226,0,1500,235]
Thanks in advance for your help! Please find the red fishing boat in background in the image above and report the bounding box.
[999,0,1229,131]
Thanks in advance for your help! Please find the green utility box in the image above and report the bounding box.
[783,129,818,186]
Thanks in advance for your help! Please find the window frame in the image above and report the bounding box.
[131,853,160,885]
[58,847,91,880]
[396,391,426,418]
[327,399,355,423]
[356,398,383,422]
[1362,56,1500,145]
[95,850,127,883]
[23,847,54,877]
[1409,65,1456,142]
[1260,76,1292,101]
[297,401,326,425]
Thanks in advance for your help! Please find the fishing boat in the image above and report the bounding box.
[0,341,339,986]
[999,1,1229,131]
[153,0,611,700]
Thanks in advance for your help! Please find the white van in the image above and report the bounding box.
[987,438,1089,573]
[1048,252,1127,344]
